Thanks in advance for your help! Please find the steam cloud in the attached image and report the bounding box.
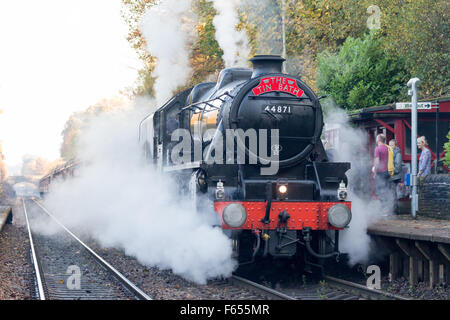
[36,0,237,285]
[207,0,250,68]
[323,100,391,265]
[139,0,197,106]
[42,101,236,284]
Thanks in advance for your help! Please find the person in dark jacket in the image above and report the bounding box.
[389,139,402,213]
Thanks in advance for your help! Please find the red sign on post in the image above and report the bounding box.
[252,77,304,97]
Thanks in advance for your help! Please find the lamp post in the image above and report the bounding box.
[407,78,421,219]
[281,0,286,73]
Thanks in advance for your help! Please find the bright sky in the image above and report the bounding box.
[0,0,141,172]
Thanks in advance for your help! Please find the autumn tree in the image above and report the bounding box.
[286,0,448,98]
[122,0,225,95]
[380,0,449,98]
[282,0,374,88]
[189,0,224,85]
[240,0,283,56]
[60,96,128,160]
[122,0,448,105]
[121,0,158,96]
[21,155,51,176]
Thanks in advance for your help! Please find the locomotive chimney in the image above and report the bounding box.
[250,55,286,78]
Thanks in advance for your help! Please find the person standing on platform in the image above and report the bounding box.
[417,136,431,179]
[373,134,393,213]
[389,139,402,213]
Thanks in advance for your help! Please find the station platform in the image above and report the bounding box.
[367,214,450,287]
[368,215,450,244]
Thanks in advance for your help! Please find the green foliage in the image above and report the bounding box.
[317,32,407,109]
[444,131,450,166]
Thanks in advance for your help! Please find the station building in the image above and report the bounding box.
[348,96,450,174]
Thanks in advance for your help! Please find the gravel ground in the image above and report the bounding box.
[85,241,269,300]
[382,277,448,300]
[324,259,449,300]
[0,206,33,300]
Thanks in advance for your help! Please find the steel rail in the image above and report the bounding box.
[31,200,152,300]
[230,275,297,300]
[22,199,46,300]
[323,275,410,300]
[231,274,410,300]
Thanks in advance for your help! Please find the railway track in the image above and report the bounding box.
[230,274,410,300]
[23,199,151,300]
[229,275,296,300]
[323,275,410,300]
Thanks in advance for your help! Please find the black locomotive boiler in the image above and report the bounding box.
[139,55,352,269]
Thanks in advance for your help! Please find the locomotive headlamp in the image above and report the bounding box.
[277,183,288,200]
[223,203,247,228]
[328,203,352,228]
[216,180,225,200]
[337,180,348,201]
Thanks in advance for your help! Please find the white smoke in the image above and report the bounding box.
[323,100,389,265]
[34,0,237,285]
[41,101,236,284]
[139,0,196,106]
[207,0,250,68]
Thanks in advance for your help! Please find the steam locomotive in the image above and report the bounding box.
[139,55,352,270]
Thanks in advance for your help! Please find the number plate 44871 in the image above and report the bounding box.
[263,105,292,114]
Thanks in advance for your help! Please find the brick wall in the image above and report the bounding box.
[418,174,450,219]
